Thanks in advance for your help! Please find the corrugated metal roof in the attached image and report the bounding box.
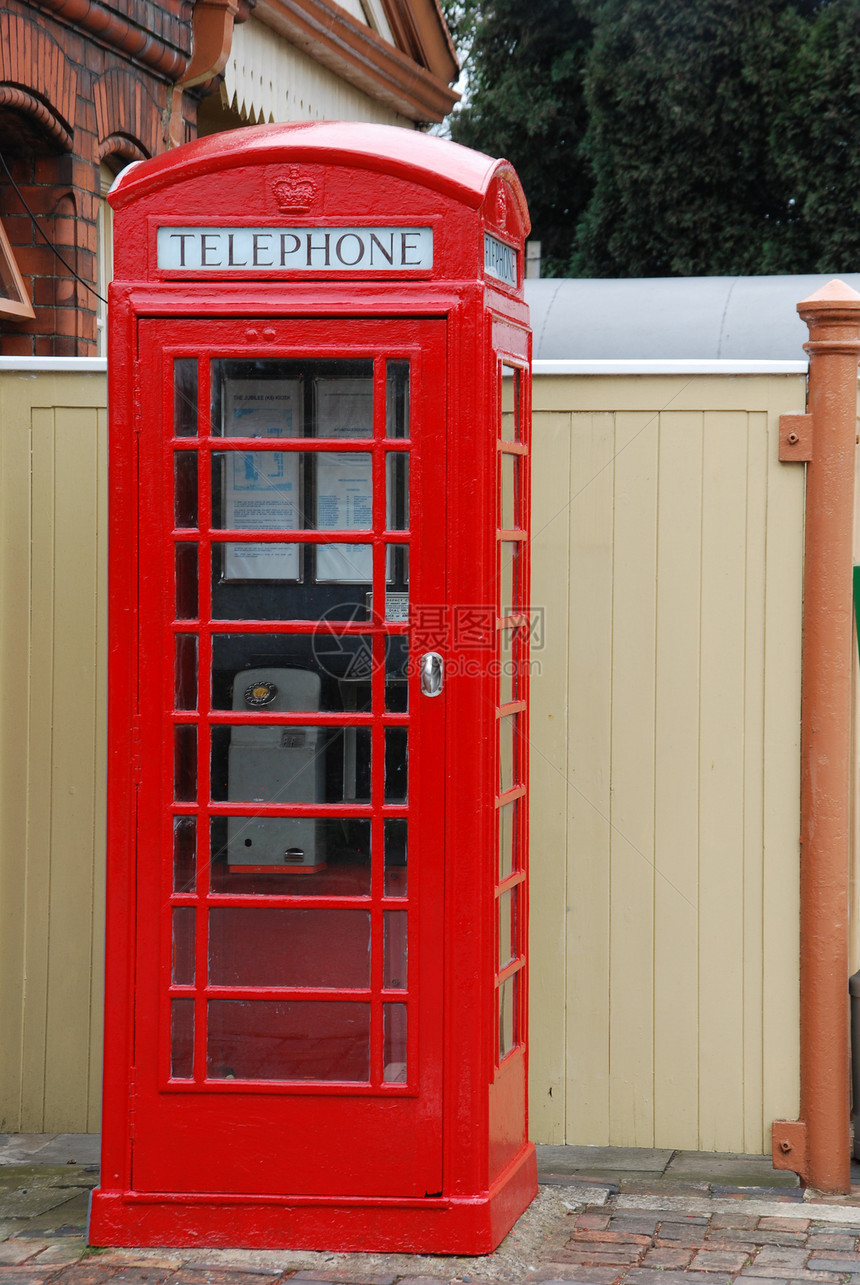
[525,274,860,361]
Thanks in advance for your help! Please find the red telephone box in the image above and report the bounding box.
[89,121,535,1254]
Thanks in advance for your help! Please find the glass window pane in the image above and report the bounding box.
[385,727,408,803]
[384,818,408,897]
[172,907,196,984]
[208,1000,370,1081]
[317,452,372,530]
[383,910,407,989]
[212,451,302,537]
[175,452,198,528]
[173,816,196,893]
[498,888,517,969]
[209,908,370,988]
[385,361,410,438]
[498,801,516,882]
[499,713,516,794]
[211,816,371,895]
[211,558,370,621]
[386,453,409,530]
[210,724,371,805]
[499,627,515,706]
[175,543,198,620]
[499,975,517,1060]
[383,1004,407,1082]
[316,541,373,585]
[212,639,375,712]
[500,451,517,531]
[171,999,194,1078]
[500,541,518,617]
[175,633,198,711]
[313,376,373,438]
[385,636,408,712]
[215,370,302,438]
[501,366,520,443]
[174,724,197,802]
[174,358,198,438]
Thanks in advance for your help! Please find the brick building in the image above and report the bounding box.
[0,0,458,357]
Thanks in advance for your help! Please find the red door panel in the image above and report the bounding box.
[130,317,446,1199]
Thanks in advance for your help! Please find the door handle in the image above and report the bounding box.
[420,651,444,697]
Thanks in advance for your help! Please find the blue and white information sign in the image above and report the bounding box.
[484,233,518,288]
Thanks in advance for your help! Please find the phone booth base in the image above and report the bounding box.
[89,1147,537,1253]
[91,121,536,1255]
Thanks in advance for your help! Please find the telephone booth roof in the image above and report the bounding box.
[109,120,530,231]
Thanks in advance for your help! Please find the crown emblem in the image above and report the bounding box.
[272,168,318,214]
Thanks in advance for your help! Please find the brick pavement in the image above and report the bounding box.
[4,1139,860,1285]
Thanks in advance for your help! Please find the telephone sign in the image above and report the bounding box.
[90,121,534,1254]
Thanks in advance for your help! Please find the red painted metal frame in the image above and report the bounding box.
[90,121,535,1254]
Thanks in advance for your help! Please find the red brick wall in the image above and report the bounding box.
[0,0,196,356]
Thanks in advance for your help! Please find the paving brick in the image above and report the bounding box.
[40,1267,120,1285]
[750,1248,810,1268]
[718,1231,809,1248]
[806,1235,859,1251]
[390,1277,454,1285]
[653,1234,707,1249]
[102,1271,177,1285]
[0,1274,56,1285]
[288,1276,397,1284]
[739,1272,839,1282]
[806,1257,860,1272]
[555,1246,645,1266]
[31,1243,87,1265]
[640,1247,694,1268]
[571,1232,652,1246]
[171,1275,281,1285]
[703,1239,760,1254]
[689,1249,753,1272]
[526,1269,624,1284]
[760,1220,812,1233]
[576,1213,612,1231]
[621,1271,726,1285]
[607,1217,662,1235]
[0,1250,45,1267]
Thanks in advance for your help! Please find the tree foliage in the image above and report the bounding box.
[447,0,594,274]
[445,0,860,276]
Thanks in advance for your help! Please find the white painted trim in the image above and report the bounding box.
[0,358,107,372]
[531,359,809,375]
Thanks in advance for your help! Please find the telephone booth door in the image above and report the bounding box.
[129,315,447,1199]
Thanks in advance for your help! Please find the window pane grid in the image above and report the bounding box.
[168,355,414,1091]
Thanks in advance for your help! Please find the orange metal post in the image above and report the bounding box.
[772,280,860,1193]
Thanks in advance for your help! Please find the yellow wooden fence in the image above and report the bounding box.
[0,360,809,1150]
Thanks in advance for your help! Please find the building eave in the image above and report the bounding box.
[254,0,459,123]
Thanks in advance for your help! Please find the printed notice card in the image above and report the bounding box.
[222,379,301,580]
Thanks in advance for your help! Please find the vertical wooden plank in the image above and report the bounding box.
[88,406,108,1130]
[762,397,804,1133]
[653,410,702,1148]
[566,411,614,1144]
[0,375,33,1130]
[743,411,767,1152]
[608,409,658,1147]
[43,407,101,1129]
[528,411,571,1142]
[20,407,56,1131]
[698,410,748,1150]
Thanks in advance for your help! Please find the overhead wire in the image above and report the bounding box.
[0,149,109,306]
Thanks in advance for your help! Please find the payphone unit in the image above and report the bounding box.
[91,121,534,1253]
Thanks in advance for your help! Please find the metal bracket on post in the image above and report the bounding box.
[771,1119,808,1182]
[779,412,813,462]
